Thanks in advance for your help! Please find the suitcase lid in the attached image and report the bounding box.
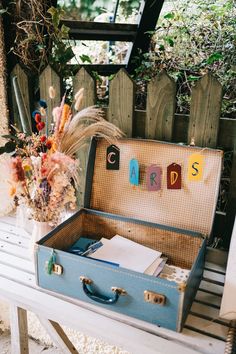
[84,138,223,237]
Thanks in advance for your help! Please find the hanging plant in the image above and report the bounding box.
[9,0,77,78]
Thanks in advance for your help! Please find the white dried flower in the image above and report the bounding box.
[40,107,46,116]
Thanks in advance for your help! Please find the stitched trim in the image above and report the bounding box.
[42,247,178,290]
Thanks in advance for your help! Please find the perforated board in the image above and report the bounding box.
[86,139,223,236]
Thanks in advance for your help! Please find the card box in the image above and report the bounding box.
[36,138,222,331]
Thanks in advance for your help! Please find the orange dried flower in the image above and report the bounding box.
[9,185,16,197]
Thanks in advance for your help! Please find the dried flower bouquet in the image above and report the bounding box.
[1,88,123,225]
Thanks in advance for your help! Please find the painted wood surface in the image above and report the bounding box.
[220,217,236,320]
[38,317,79,354]
[0,216,229,354]
[146,71,176,141]
[10,305,29,354]
[108,69,134,137]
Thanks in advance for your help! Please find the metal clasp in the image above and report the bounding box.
[111,287,127,296]
[45,262,63,275]
[144,290,166,305]
[80,276,93,285]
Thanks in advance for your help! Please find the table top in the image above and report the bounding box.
[0,214,230,354]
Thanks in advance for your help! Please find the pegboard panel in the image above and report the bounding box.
[89,139,222,236]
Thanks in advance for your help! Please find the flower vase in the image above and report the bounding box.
[30,220,52,259]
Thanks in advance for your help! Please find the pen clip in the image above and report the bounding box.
[81,241,103,257]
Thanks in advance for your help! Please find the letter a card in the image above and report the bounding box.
[129,159,139,186]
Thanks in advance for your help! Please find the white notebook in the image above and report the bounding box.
[89,235,161,273]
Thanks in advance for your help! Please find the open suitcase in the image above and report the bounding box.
[36,138,222,331]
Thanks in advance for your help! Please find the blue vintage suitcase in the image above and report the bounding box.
[36,138,222,331]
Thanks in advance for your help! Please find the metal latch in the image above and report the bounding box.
[45,262,63,275]
[144,290,166,305]
[111,287,127,296]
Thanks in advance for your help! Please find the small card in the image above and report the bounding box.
[167,163,181,189]
[146,165,162,191]
[106,145,120,170]
[188,153,204,181]
[129,159,139,186]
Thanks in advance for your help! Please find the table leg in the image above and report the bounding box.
[9,305,29,354]
[38,316,79,354]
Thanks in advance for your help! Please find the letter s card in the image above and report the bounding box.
[187,154,204,181]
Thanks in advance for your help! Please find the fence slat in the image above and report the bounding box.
[108,69,134,137]
[188,73,222,148]
[0,14,9,144]
[39,65,61,133]
[10,64,31,131]
[73,67,96,109]
[145,71,176,141]
[73,67,96,207]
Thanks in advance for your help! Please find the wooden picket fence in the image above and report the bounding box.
[9,64,236,245]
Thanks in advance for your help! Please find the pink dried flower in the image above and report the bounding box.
[11,156,25,182]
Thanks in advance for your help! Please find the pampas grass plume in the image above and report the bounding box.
[74,88,84,101]
[49,86,56,99]
[74,88,84,111]
[58,106,124,157]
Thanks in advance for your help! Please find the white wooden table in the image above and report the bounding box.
[0,214,231,354]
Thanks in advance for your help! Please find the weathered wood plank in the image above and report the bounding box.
[133,110,236,149]
[188,73,222,148]
[146,71,176,141]
[61,20,137,41]
[223,146,236,248]
[185,314,228,340]
[108,68,134,137]
[73,67,96,207]
[73,67,96,109]
[39,65,61,135]
[10,305,29,354]
[10,64,31,132]
[0,12,9,145]
[38,317,79,354]
[217,118,236,149]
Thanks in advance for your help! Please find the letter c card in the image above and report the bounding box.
[106,145,120,170]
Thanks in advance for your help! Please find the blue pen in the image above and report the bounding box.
[81,241,103,256]
[90,257,119,267]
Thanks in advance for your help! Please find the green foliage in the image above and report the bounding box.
[47,7,77,78]
[79,54,92,64]
[119,0,140,17]
[57,0,140,20]
[57,0,112,20]
[9,2,77,79]
[133,0,236,117]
